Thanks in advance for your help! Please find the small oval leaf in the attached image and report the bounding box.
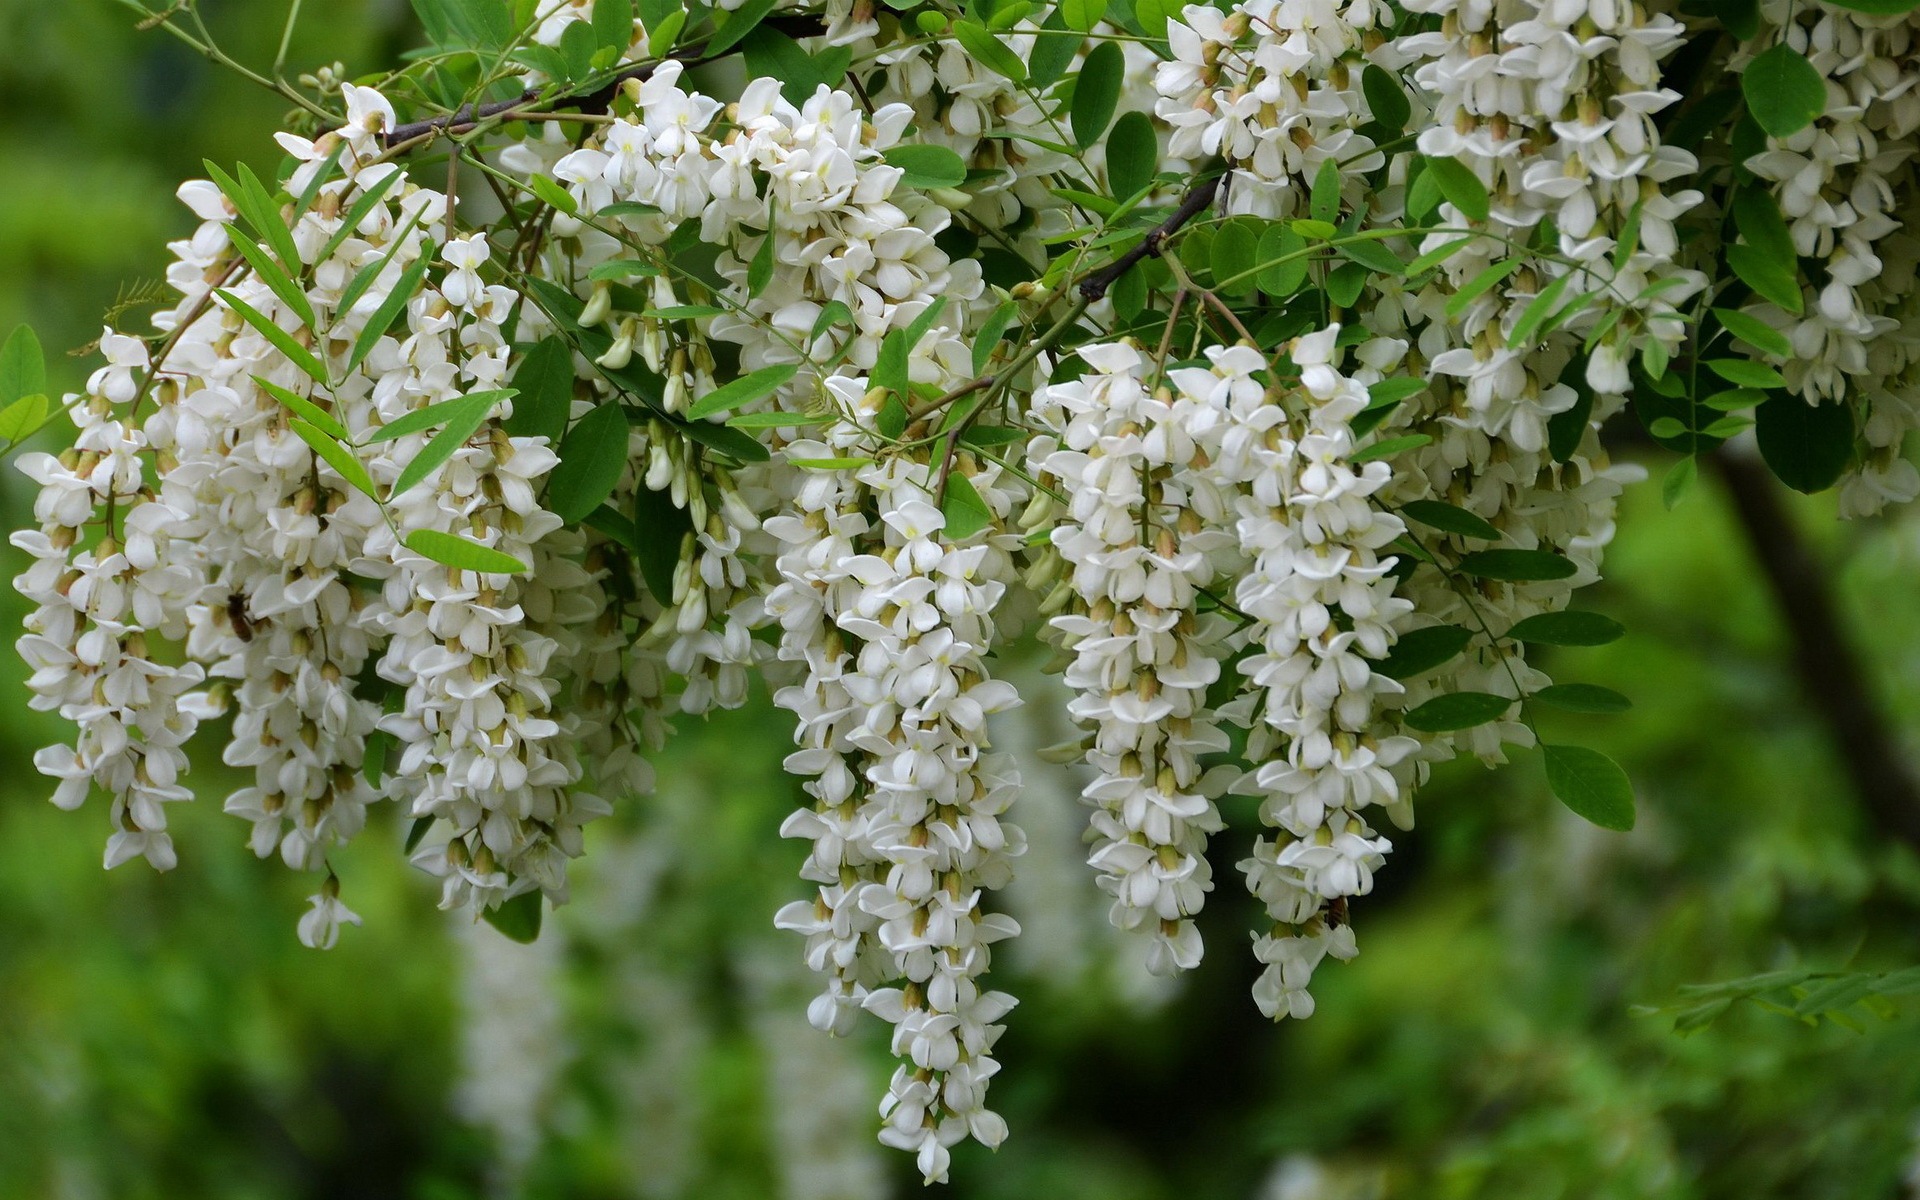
[1456,548,1578,582]
[403,528,530,576]
[1542,744,1636,831]
[1504,610,1624,647]
[547,403,632,523]
[1404,690,1516,733]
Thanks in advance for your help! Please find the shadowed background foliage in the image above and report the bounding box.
[5,3,1920,1198]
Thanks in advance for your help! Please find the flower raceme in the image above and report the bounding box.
[8,0,1919,1179]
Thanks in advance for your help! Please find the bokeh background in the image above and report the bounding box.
[6,2,1920,1197]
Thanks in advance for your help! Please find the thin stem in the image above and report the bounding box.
[273,0,303,75]
[121,0,332,121]
[1078,173,1223,303]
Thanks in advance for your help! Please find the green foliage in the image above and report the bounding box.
[1743,44,1827,138]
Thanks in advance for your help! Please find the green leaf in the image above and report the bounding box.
[547,403,631,522]
[941,473,993,540]
[1422,155,1490,222]
[592,0,634,49]
[369,389,514,444]
[289,419,378,499]
[630,481,693,598]
[1505,610,1624,647]
[1339,237,1404,276]
[598,200,664,219]
[255,376,348,441]
[481,891,544,942]
[1106,111,1158,202]
[1508,273,1573,349]
[902,296,948,350]
[0,393,48,444]
[0,324,46,405]
[1793,975,1879,1015]
[1063,0,1107,29]
[740,28,852,104]
[747,228,775,298]
[972,299,1018,375]
[1071,43,1124,150]
[1542,744,1636,831]
[1133,0,1175,38]
[1403,691,1516,733]
[953,20,1027,82]
[232,161,303,277]
[1367,378,1427,407]
[1742,43,1826,139]
[318,169,405,267]
[503,337,576,444]
[1548,367,1595,462]
[1735,186,1789,259]
[877,394,908,439]
[529,173,579,216]
[1704,388,1766,411]
[1531,683,1632,714]
[1406,164,1443,222]
[1648,416,1687,439]
[1714,307,1793,357]
[400,813,428,852]
[1820,0,1920,11]
[1376,625,1474,680]
[291,140,346,224]
[1456,548,1578,581]
[1210,218,1261,298]
[1755,393,1853,493]
[726,410,836,429]
[349,253,434,373]
[1715,0,1761,38]
[1027,6,1081,88]
[217,289,329,386]
[403,528,529,575]
[705,0,783,53]
[1257,223,1309,297]
[223,227,318,331]
[789,455,875,469]
[335,211,423,319]
[1401,500,1500,541]
[1663,454,1698,509]
[1309,157,1342,224]
[1407,236,1476,276]
[645,305,727,321]
[687,364,799,421]
[392,391,504,496]
[883,144,969,190]
[1361,64,1410,131]
[1290,218,1339,240]
[961,425,1026,448]
[1707,358,1786,389]
[810,300,856,347]
[1350,433,1432,463]
[1446,259,1521,318]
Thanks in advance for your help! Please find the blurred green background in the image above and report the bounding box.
[6,3,1920,1197]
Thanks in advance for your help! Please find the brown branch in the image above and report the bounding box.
[1712,447,1920,851]
[1077,173,1223,304]
[380,16,827,148]
[383,65,656,146]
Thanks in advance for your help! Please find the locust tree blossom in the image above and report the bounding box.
[10,0,1920,1180]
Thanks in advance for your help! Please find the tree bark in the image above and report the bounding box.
[1712,447,1920,850]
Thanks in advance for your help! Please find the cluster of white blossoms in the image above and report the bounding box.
[1030,341,1234,977]
[1209,331,1418,1019]
[17,0,1920,1180]
[1734,6,1920,514]
[1154,0,1387,219]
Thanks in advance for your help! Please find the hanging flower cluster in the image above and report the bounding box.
[10,0,1920,1180]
